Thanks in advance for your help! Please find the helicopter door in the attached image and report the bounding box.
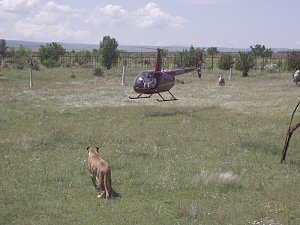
[135,71,158,89]
[143,72,157,89]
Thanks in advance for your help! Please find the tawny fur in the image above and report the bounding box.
[86,146,112,198]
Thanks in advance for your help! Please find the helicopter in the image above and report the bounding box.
[129,48,202,102]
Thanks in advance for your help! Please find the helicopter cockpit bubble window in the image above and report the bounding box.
[135,71,157,89]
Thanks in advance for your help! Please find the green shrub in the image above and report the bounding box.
[287,51,300,71]
[42,59,59,68]
[235,52,255,76]
[70,72,76,79]
[92,67,104,76]
[16,63,24,70]
[218,53,234,70]
[32,62,40,71]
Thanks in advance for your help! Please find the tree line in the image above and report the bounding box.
[0,36,119,76]
[1,38,300,77]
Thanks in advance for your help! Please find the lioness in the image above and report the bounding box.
[86,146,112,198]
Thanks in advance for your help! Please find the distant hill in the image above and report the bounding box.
[5,40,194,52]
[6,40,98,51]
[5,39,292,53]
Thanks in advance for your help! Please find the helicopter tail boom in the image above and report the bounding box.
[166,55,202,78]
[165,67,199,77]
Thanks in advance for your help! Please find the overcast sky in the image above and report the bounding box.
[0,0,299,49]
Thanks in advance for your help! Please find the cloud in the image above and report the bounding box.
[31,1,81,25]
[86,4,128,25]
[0,0,39,21]
[135,2,185,29]
[43,1,73,13]
[1,1,187,43]
[14,20,90,42]
[10,1,90,42]
[0,0,39,11]
[187,0,229,4]
[85,2,185,29]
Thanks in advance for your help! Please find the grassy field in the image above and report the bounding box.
[0,66,299,225]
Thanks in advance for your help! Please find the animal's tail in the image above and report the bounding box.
[108,170,121,198]
[107,169,112,196]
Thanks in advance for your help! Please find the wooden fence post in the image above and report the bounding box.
[28,56,33,88]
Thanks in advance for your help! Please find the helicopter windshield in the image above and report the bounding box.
[135,71,157,89]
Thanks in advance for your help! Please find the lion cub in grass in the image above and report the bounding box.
[86,146,112,199]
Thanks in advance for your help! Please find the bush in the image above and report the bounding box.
[70,72,76,79]
[99,36,119,69]
[32,62,40,71]
[64,63,71,68]
[16,64,24,70]
[218,53,234,70]
[42,59,59,68]
[287,51,300,71]
[235,52,255,77]
[92,67,104,77]
[38,42,66,68]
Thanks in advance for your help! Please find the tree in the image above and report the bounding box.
[207,47,218,70]
[235,52,255,77]
[250,44,266,57]
[281,100,300,163]
[9,45,31,69]
[99,36,119,69]
[287,51,300,71]
[173,46,203,67]
[250,44,273,68]
[0,39,7,67]
[218,53,234,70]
[263,48,273,58]
[0,39,7,57]
[38,42,66,68]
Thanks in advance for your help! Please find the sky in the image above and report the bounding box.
[0,0,300,49]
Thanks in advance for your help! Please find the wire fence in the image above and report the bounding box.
[0,50,298,73]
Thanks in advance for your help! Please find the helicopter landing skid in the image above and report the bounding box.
[129,91,178,102]
[156,91,178,102]
[129,94,153,99]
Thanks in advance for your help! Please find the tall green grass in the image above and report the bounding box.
[0,67,299,225]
